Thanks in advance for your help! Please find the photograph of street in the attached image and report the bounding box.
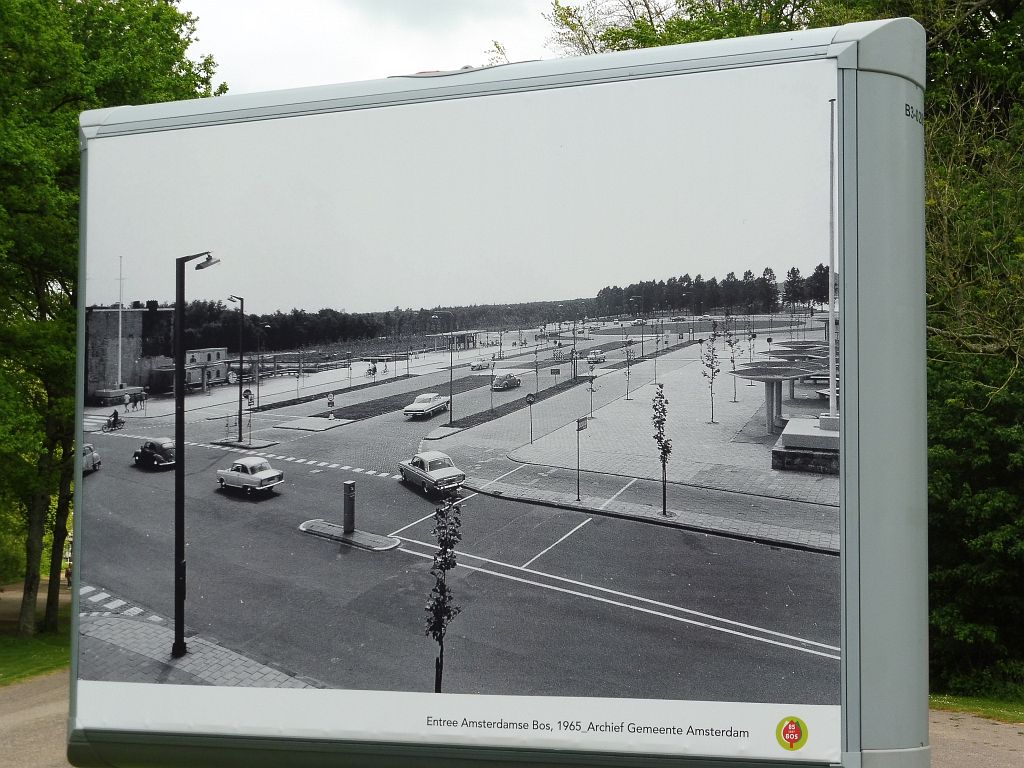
[75,59,842,714]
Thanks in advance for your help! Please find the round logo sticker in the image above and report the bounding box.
[776,716,808,751]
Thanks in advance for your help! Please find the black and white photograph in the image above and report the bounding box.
[75,49,844,761]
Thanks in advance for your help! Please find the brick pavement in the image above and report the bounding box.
[76,585,315,689]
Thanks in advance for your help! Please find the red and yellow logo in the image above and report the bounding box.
[775,716,808,751]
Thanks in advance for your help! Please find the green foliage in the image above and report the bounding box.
[0,0,226,636]
[928,353,1024,696]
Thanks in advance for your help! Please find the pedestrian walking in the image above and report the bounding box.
[327,393,335,409]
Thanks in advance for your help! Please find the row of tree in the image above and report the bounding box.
[172,264,822,355]
[593,265,832,317]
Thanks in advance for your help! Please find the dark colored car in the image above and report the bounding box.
[133,438,175,468]
[491,373,522,391]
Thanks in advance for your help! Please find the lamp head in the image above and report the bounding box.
[195,253,219,270]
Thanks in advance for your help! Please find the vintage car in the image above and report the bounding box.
[398,451,465,496]
[491,373,521,391]
[133,438,175,468]
[403,392,450,418]
[470,359,491,371]
[81,443,101,473]
[586,350,607,363]
[217,456,284,495]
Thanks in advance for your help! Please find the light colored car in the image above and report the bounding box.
[470,359,491,371]
[398,451,465,496]
[217,456,284,495]
[586,350,607,363]
[81,443,101,473]
[491,373,521,391]
[403,392,450,418]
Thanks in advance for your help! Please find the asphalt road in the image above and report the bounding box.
[79,398,840,703]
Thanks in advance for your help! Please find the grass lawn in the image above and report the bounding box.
[0,594,72,687]
[930,693,1024,724]
[0,630,70,686]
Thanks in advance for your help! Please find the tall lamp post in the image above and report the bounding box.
[227,295,245,444]
[174,250,219,658]
[432,311,455,425]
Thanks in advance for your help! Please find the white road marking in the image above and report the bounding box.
[458,492,479,502]
[123,606,144,617]
[599,478,638,510]
[390,512,438,537]
[79,586,96,595]
[87,592,110,603]
[104,599,127,610]
[341,466,352,470]
[329,464,340,468]
[391,474,402,480]
[352,468,364,473]
[317,462,329,467]
[521,518,592,568]
[398,538,839,657]
[479,464,525,488]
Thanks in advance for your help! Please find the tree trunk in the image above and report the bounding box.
[43,437,74,631]
[662,463,668,515]
[434,641,444,693]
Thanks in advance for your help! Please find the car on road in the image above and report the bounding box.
[470,359,491,371]
[403,392,450,419]
[491,373,521,390]
[586,350,607,363]
[217,456,284,495]
[81,443,101,473]
[698,314,712,321]
[133,438,175,468]
[398,451,465,496]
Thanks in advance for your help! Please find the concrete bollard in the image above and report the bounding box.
[343,480,355,534]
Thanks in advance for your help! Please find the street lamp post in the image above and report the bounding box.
[174,250,219,658]
[432,311,455,425]
[227,295,245,444]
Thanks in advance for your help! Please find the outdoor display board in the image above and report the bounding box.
[71,19,928,768]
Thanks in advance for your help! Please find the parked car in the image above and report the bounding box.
[217,456,284,495]
[491,373,521,390]
[133,438,175,468]
[470,359,491,371]
[403,392,450,418]
[586,350,607,363]
[398,451,465,496]
[81,443,101,473]
[699,314,712,321]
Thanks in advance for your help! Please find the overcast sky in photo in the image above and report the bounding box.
[84,45,837,316]
[176,0,556,94]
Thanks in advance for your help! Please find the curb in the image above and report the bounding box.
[462,479,839,555]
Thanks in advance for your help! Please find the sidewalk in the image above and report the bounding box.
[440,335,841,552]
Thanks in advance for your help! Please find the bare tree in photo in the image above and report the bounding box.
[425,494,462,693]
[651,383,672,515]
[725,327,740,402]
[700,321,721,423]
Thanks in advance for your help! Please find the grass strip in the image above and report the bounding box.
[929,693,1024,724]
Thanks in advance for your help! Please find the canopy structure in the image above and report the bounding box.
[730,364,817,433]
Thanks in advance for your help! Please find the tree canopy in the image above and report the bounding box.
[0,0,226,635]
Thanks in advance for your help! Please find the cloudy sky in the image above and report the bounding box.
[177,0,556,94]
